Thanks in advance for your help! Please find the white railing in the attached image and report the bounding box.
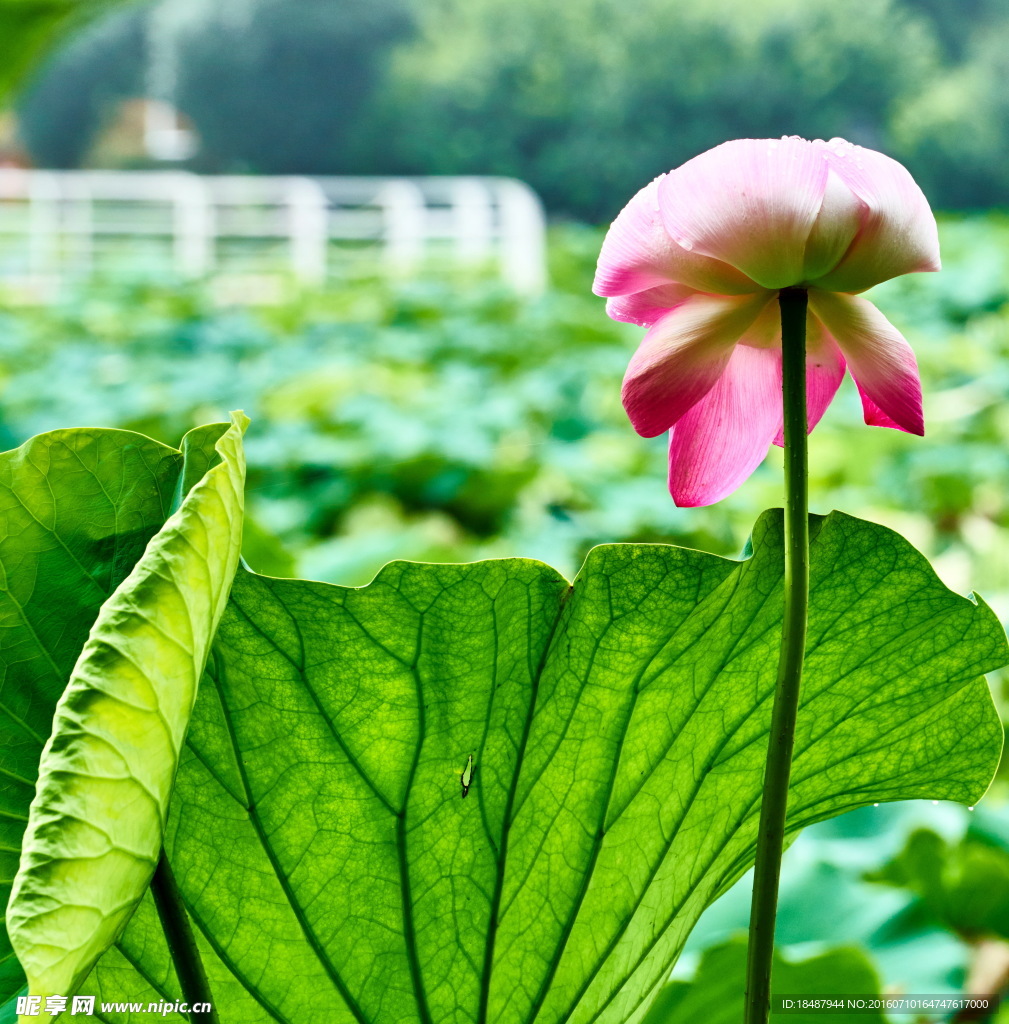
[0,170,548,296]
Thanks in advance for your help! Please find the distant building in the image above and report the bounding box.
[0,112,29,169]
[86,98,199,167]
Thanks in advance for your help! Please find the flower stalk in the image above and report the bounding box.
[744,287,810,1024]
[151,853,219,1023]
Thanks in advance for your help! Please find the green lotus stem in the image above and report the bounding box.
[151,853,219,1024]
[744,287,810,1024]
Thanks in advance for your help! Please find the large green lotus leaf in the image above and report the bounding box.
[641,937,886,1024]
[0,421,235,1009]
[78,510,1004,1024]
[5,413,246,1010]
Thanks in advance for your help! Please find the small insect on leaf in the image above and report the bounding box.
[461,754,474,798]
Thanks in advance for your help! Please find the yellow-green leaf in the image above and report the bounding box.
[5,413,246,1007]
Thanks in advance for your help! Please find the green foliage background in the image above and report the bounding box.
[3,218,1009,618]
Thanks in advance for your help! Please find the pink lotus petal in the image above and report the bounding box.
[733,295,781,349]
[593,178,761,298]
[802,167,866,281]
[856,387,905,430]
[811,138,940,292]
[606,283,698,327]
[808,289,924,435]
[623,292,774,437]
[770,319,847,446]
[667,344,783,507]
[658,137,829,290]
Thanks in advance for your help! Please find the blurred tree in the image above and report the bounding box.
[890,28,1009,208]
[377,0,941,220]
[904,0,1001,60]
[15,7,145,166]
[176,0,414,173]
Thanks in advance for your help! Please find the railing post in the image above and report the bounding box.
[286,177,329,285]
[450,178,494,265]
[25,170,61,278]
[173,173,213,278]
[494,178,548,295]
[376,180,426,272]
[62,174,94,277]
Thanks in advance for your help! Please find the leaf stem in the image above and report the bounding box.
[151,853,220,1024]
[744,287,809,1024]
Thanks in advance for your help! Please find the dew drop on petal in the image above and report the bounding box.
[932,800,939,805]
[873,803,879,807]
[677,237,694,251]
[826,138,851,158]
[969,806,975,811]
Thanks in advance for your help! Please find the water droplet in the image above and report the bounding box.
[677,237,694,251]
[969,806,975,811]
[932,800,939,805]
[873,803,879,807]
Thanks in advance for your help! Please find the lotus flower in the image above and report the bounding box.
[593,136,940,506]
